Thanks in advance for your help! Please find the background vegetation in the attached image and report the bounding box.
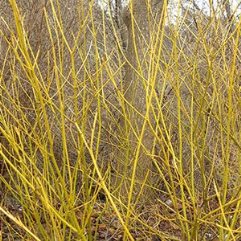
[0,0,241,240]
